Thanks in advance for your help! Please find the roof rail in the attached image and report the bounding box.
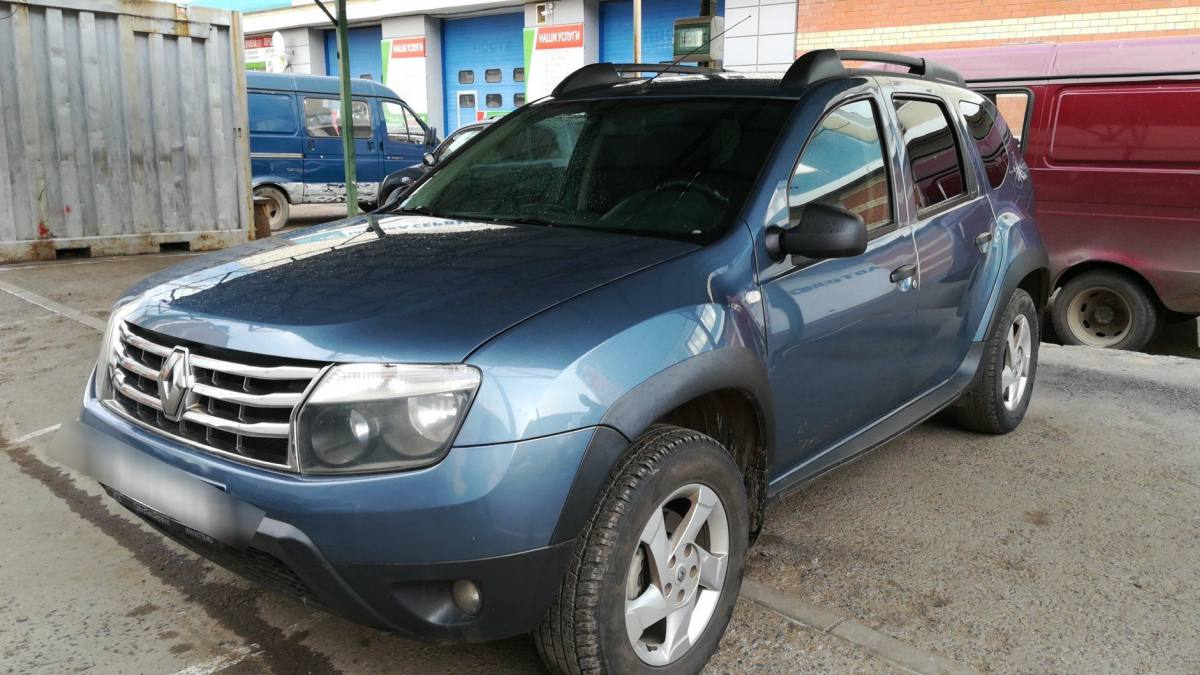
[781,49,966,88]
[551,62,722,97]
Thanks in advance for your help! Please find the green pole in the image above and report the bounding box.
[335,0,359,215]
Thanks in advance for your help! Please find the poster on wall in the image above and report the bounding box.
[244,34,273,70]
[381,37,429,121]
[523,23,585,101]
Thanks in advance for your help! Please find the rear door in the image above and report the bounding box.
[301,96,381,203]
[881,81,996,393]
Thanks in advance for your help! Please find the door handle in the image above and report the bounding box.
[367,140,375,151]
[306,139,315,151]
[975,230,993,253]
[890,263,917,284]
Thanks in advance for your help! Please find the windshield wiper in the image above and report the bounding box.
[394,205,444,217]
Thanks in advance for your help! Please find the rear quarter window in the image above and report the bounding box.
[959,99,1011,189]
[1049,87,1200,165]
[248,93,296,134]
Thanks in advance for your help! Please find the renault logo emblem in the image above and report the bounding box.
[158,347,194,422]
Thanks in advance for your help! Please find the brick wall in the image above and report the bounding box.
[795,0,1200,54]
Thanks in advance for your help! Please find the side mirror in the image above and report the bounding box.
[381,187,405,209]
[422,152,437,167]
[766,203,868,260]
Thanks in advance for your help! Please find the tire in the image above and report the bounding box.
[1051,270,1160,351]
[955,288,1039,434]
[535,425,749,675]
[252,186,289,231]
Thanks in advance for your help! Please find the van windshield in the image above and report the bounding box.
[399,98,793,243]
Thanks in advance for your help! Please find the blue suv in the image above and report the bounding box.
[59,50,1048,674]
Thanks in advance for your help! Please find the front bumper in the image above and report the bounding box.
[56,381,597,642]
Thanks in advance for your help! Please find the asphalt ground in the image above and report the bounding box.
[1,245,1197,674]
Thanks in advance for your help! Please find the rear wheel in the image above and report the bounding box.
[955,288,1039,434]
[1051,270,1160,351]
[252,186,289,231]
[535,426,748,675]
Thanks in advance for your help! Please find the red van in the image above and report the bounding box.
[918,37,1200,350]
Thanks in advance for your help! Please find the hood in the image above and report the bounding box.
[122,215,696,363]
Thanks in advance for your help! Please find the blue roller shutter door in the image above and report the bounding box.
[442,13,525,134]
[599,0,724,64]
[323,25,384,82]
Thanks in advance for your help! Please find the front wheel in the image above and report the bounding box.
[954,288,1039,434]
[535,426,748,675]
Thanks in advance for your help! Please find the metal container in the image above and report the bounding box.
[0,0,252,262]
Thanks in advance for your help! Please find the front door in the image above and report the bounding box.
[301,96,382,204]
[380,99,430,174]
[761,95,922,477]
[885,91,997,393]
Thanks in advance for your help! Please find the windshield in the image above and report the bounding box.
[401,97,794,243]
[436,126,484,161]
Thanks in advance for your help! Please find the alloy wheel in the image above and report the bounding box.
[624,483,730,666]
[1002,314,1032,410]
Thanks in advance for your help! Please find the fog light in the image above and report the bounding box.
[452,579,482,615]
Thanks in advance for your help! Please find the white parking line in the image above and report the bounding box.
[0,253,201,272]
[169,645,258,675]
[741,579,979,675]
[9,423,62,446]
[0,279,105,331]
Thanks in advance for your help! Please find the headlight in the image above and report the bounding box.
[295,363,480,474]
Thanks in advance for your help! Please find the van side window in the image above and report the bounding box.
[248,93,295,134]
[789,99,893,235]
[304,98,372,139]
[892,97,967,212]
[986,92,1030,144]
[959,100,1011,189]
[382,101,425,144]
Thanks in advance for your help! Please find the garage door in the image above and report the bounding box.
[323,25,384,82]
[442,13,525,133]
[599,0,724,64]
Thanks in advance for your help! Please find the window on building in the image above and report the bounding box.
[984,91,1031,145]
[486,94,502,108]
[248,93,295,134]
[458,70,474,84]
[382,101,426,144]
[513,67,525,82]
[514,93,526,107]
[303,98,372,139]
[959,99,1011,189]
[485,68,502,83]
[789,99,892,235]
[459,93,476,108]
[892,97,967,212]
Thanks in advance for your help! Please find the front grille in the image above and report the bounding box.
[105,322,323,470]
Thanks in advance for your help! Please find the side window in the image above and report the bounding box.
[303,98,372,139]
[959,99,1011,189]
[892,97,967,211]
[381,101,425,144]
[248,93,296,134]
[485,93,502,108]
[484,68,502,83]
[458,70,474,84]
[985,91,1031,145]
[459,93,476,108]
[788,99,893,234]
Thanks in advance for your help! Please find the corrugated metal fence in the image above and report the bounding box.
[0,0,251,262]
